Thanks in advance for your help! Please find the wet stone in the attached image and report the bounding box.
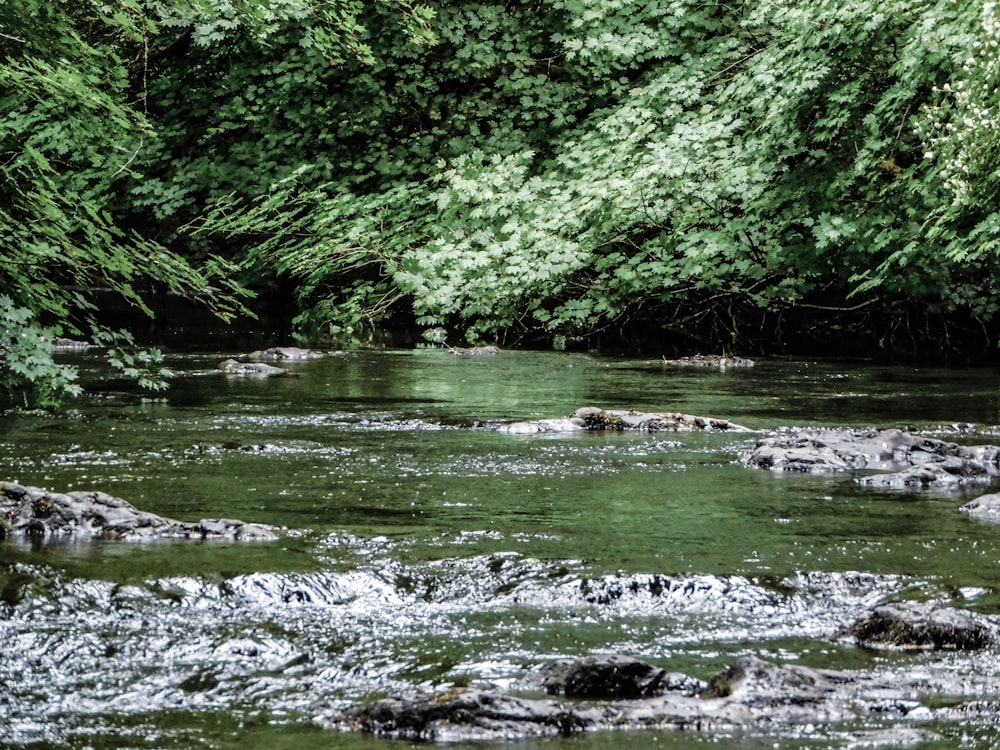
[573,407,751,432]
[0,482,277,542]
[847,601,997,651]
[195,518,276,541]
[218,358,286,377]
[450,345,501,355]
[324,654,976,741]
[743,428,1000,489]
[245,346,327,360]
[661,354,755,368]
[500,407,751,434]
[843,727,943,748]
[856,460,991,489]
[960,493,1000,521]
[541,655,704,699]
[52,337,92,352]
[699,655,832,707]
[328,689,590,740]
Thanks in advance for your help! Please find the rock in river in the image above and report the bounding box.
[661,354,755,368]
[0,481,276,542]
[960,493,1000,522]
[742,428,1000,489]
[846,601,997,651]
[573,407,750,432]
[218,358,286,377]
[52,337,92,352]
[541,655,705,699]
[246,346,327,360]
[500,407,751,434]
[450,345,501,355]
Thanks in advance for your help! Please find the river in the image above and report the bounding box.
[3,349,1000,748]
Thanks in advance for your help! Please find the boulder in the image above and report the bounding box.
[846,601,996,651]
[842,728,943,749]
[450,345,501,355]
[743,428,1000,488]
[499,408,750,434]
[498,418,586,434]
[542,655,704,699]
[570,407,751,432]
[246,346,326,360]
[662,354,755,368]
[857,460,990,489]
[330,688,595,740]
[0,482,277,542]
[699,655,833,708]
[218,359,286,377]
[960,493,1000,521]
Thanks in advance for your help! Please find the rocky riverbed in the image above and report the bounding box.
[6,464,1000,745]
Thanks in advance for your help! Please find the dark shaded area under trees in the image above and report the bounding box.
[3,0,1000,406]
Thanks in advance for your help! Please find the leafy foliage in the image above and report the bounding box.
[180,0,999,353]
[4,0,999,364]
[0,0,251,406]
[0,297,81,410]
[92,328,173,392]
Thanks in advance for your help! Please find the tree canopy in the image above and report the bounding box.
[2,0,999,405]
[180,0,999,352]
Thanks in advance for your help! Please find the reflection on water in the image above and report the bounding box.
[3,350,1000,748]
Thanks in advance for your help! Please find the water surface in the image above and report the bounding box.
[3,350,1000,748]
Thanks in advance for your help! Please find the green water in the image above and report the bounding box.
[3,350,1000,748]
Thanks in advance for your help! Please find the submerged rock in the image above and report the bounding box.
[329,688,591,740]
[218,358,286,377]
[857,461,991,489]
[743,428,1000,489]
[498,418,586,434]
[0,482,277,542]
[843,727,943,749]
[846,601,996,651]
[699,655,834,708]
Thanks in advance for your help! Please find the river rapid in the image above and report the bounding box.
[3,349,1000,749]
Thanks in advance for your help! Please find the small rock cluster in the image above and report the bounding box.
[217,347,329,377]
[0,482,276,542]
[661,354,755,368]
[742,427,1000,489]
[500,407,751,434]
[846,601,996,651]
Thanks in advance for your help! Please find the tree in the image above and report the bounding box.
[191,0,998,356]
[6,0,995,378]
[913,1,1000,322]
[0,0,252,407]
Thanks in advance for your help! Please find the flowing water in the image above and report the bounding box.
[3,349,1000,748]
